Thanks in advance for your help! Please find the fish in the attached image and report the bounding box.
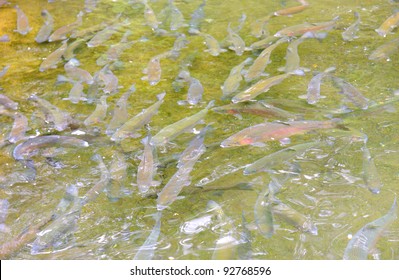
[250,15,272,38]
[198,32,227,56]
[67,80,84,104]
[233,72,296,103]
[107,150,127,202]
[86,23,119,48]
[331,76,369,110]
[35,10,54,43]
[96,30,134,66]
[98,65,119,94]
[28,94,72,131]
[0,35,10,42]
[221,57,253,99]
[368,37,399,61]
[254,184,274,238]
[177,71,204,106]
[13,135,89,161]
[14,5,31,35]
[249,35,280,50]
[48,11,84,42]
[244,37,289,82]
[272,198,318,235]
[226,23,249,56]
[7,112,29,143]
[274,17,338,37]
[156,127,207,210]
[84,0,97,13]
[106,85,136,135]
[244,141,321,174]
[81,154,111,205]
[273,3,309,17]
[31,185,82,254]
[63,37,90,61]
[169,1,186,31]
[220,119,342,147]
[342,12,360,41]
[142,56,162,86]
[111,92,166,142]
[343,198,397,260]
[211,233,240,260]
[134,211,162,260]
[142,0,160,31]
[0,199,9,233]
[137,133,160,195]
[0,93,18,110]
[70,21,108,39]
[278,32,314,74]
[188,0,206,34]
[83,95,108,126]
[64,58,93,84]
[361,144,383,194]
[213,100,301,120]
[237,212,252,260]
[151,100,214,146]
[302,66,336,104]
[39,40,68,72]
[375,11,399,37]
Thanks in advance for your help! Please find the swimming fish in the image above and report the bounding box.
[133,211,162,260]
[39,40,68,72]
[151,100,214,146]
[343,198,397,259]
[28,94,72,131]
[13,135,89,161]
[142,56,162,86]
[81,154,110,205]
[375,11,399,37]
[188,0,206,34]
[63,37,90,61]
[169,0,186,31]
[254,184,274,238]
[35,10,54,43]
[108,150,127,202]
[86,23,119,48]
[106,85,136,136]
[233,72,297,103]
[331,76,369,110]
[96,30,134,66]
[213,100,300,120]
[361,144,383,194]
[221,57,253,99]
[272,198,318,235]
[250,15,272,38]
[198,32,227,56]
[83,95,108,126]
[142,0,160,31]
[369,37,399,61]
[302,66,336,104]
[274,17,338,37]
[226,23,250,56]
[244,141,321,174]
[7,112,29,143]
[48,11,84,42]
[111,92,166,142]
[64,58,93,84]
[98,65,119,94]
[0,93,18,110]
[14,5,31,35]
[273,3,309,17]
[342,12,360,41]
[156,126,208,210]
[137,133,160,195]
[177,71,204,105]
[244,37,289,82]
[221,119,342,147]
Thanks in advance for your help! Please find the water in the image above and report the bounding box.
[1,0,399,260]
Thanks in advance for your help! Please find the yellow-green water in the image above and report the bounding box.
[1,0,399,259]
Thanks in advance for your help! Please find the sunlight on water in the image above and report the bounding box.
[0,0,399,260]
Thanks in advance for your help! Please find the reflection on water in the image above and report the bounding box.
[0,0,399,260]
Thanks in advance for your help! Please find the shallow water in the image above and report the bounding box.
[1,0,399,260]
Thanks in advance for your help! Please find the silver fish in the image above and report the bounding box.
[35,10,54,43]
[343,199,397,260]
[226,23,249,56]
[156,127,208,210]
[39,40,68,72]
[87,23,119,48]
[111,92,166,142]
[96,30,134,66]
[142,56,162,86]
[8,112,29,143]
[188,0,206,34]
[332,76,369,109]
[361,144,383,194]
[0,93,18,110]
[106,85,136,136]
[303,67,335,104]
[83,95,108,126]
[107,150,127,202]
[64,58,93,84]
[151,100,214,146]
[81,154,111,205]
[254,183,274,238]
[28,94,71,131]
[63,37,90,61]
[199,32,227,56]
[48,11,83,42]
[342,12,360,41]
[14,5,31,35]
[142,0,160,31]
[221,57,253,99]
[98,65,118,94]
[137,133,160,195]
[133,211,162,260]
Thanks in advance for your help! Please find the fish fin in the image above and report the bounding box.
[279,137,291,145]
[177,100,188,106]
[298,94,307,99]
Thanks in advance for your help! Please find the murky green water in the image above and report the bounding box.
[1,0,399,260]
